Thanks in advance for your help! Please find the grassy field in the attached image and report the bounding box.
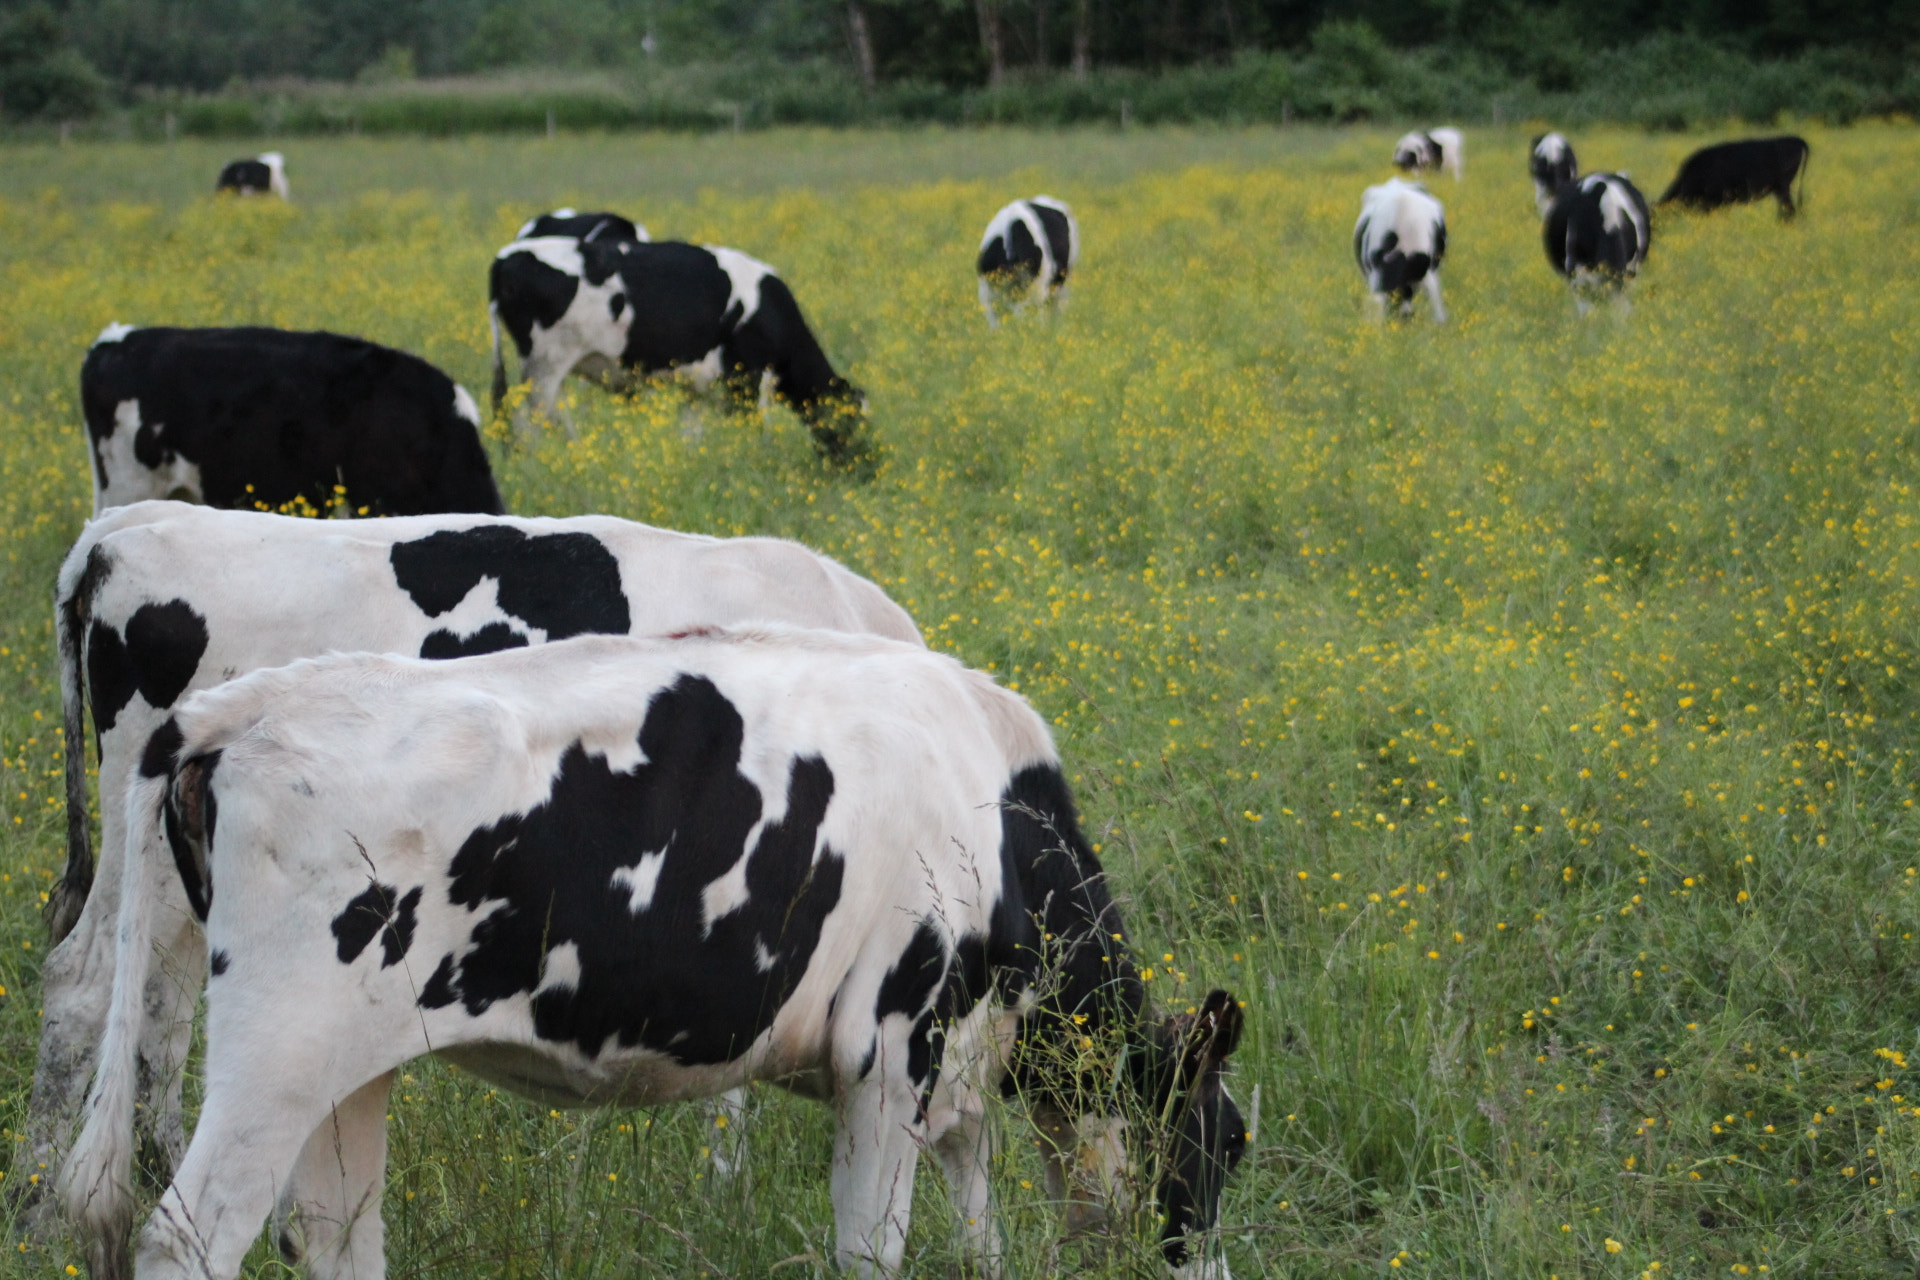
[1,121,1919,1277]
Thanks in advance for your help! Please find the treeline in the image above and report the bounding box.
[1,0,1916,126]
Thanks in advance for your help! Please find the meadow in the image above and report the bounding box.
[1,121,1919,1277]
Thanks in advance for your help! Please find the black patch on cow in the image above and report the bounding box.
[978,216,1042,284]
[521,211,643,244]
[216,158,271,193]
[424,674,844,1064]
[419,622,531,659]
[1027,202,1075,287]
[332,881,423,968]
[140,718,185,779]
[86,599,209,735]
[609,294,627,321]
[209,949,230,976]
[389,526,630,657]
[490,252,585,359]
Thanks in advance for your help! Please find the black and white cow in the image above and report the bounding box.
[1658,136,1810,220]
[60,628,1246,1280]
[1353,178,1448,322]
[488,237,866,459]
[1543,172,1651,312]
[1530,132,1578,216]
[1391,127,1463,181]
[976,197,1079,328]
[214,152,287,199]
[21,501,921,1239]
[81,325,505,517]
[513,207,649,244]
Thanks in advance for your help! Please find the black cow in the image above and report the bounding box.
[1658,136,1810,219]
[513,207,648,244]
[214,153,287,199]
[1544,173,1651,312]
[81,326,504,517]
[489,237,866,460]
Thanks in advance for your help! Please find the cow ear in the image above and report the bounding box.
[1178,989,1244,1081]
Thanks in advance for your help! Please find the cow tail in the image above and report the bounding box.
[58,771,166,1280]
[489,302,508,413]
[49,560,94,944]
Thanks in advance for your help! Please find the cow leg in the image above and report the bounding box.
[1366,292,1388,323]
[931,1103,1001,1278]
[520,352,576,440]
[830,1060,925,1277]
[708,1086,752,1195]
[1422,272,1448,324]
[273,1071,393,1280]
[978,279,999,329]
[132,905,207,1187]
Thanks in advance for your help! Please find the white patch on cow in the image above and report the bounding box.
[94,399,203,513]
[699,740,806,930]
[260,152,289,200]
[677,346,725,392]
[517,207,576,239]
[452,384,480,427]
[433,576,542,647]
[1173,1252,1234,1280]
[705,246,772,328]
[497,236,585,273]
[610,848,669,915]
[533,942,582,997]
[753,940,776,973]
[93,322,136,346]
[1594,174,1647,248]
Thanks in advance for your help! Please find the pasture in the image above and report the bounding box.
[1,121,1918,1277]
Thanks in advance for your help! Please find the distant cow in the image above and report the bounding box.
[1659,136,1809,219]
[18,500,922,1240]
[514,207,649,244]
[1353,178,1448,322]
[1530,133,1578,216]
[976,197,1079,327]
[1544,172,1651,311]
[60,628,1246,1280]
[489,237,866,459]
[1392,127,1463,181]
[80,325,504,518]
[214,152,287,199]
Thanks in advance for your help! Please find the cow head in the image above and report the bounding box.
[1144,989,1247,1275]
[802,380,871,469]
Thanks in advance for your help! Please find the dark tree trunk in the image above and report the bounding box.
[976,0,1005,86]
[1034,0,1048,69]
[845,0,876,93]
[1072,0,1091,77]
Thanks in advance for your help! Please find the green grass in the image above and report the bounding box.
[2,123,1920,1277]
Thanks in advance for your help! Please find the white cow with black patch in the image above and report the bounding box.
[21,501,920,1241]
[81,325,503,517]
[1353,178,1448,323]
[488,237,866,460]
[214,152,287,199]
[61,629,1247,1280]
[1530,132,1579,215]
[976,196,1079,327]
[1543,172,1651,313]
[1391,127,1463,181]
[513,207,649,244]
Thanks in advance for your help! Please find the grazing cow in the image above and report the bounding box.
[976,197,1079,328]
[1544,172,1651,312]
[1530,132,1578,216]
[81,325,505,518]
[214,152,287,199]
[488,238,866,459]
[60,628,1247,1280]
[513,207,649,244]
[20,501,921,1240]
[1658,136,1810,220]
[1391,127,1463,181]
[1353,178,1448,323]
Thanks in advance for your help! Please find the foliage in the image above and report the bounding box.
[0,4,105,120]
[4,123,1920,1276]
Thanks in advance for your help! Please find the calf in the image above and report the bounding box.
[61,629,1246,1280]
[81,325,504,517]
[22,501,920,1239]
[513,207,649,244]
[488,237,866,459]
[1391,127,1463,181]
[1353,178,1448,322]
[976,196,1079,327]
[1658,136,1809,220]
[1544,172,1651,311]
[214,152,287,199]
[1530,132,1578,216]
